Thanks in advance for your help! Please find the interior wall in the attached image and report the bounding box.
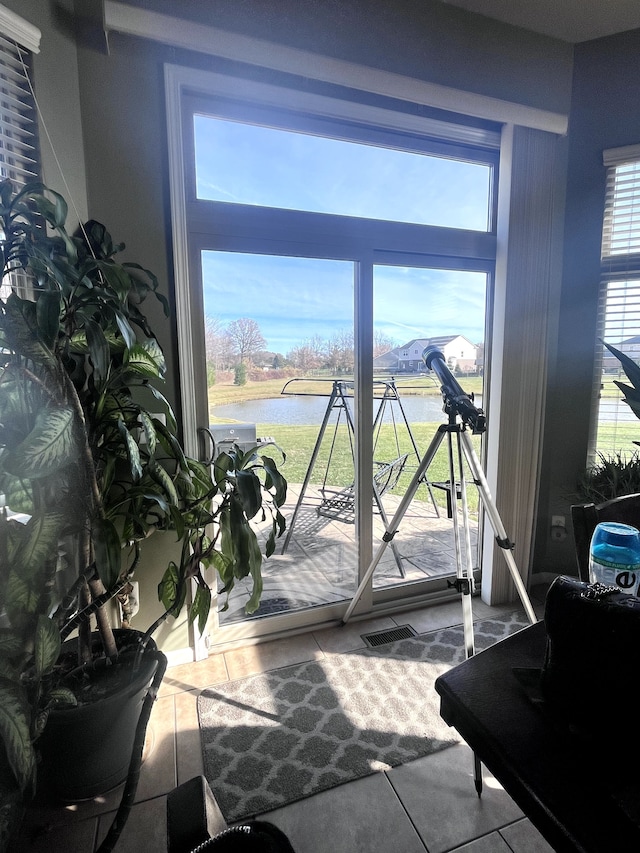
[113,0,574,115]
[533,27,640,575]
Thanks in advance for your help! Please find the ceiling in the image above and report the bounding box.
[436,0,640,43]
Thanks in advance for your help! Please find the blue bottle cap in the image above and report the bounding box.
[593,521,640,547]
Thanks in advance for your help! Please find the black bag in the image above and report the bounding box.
[540,574,640,737]
[192,821,296,852]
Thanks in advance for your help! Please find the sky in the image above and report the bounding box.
[194,115,489,355]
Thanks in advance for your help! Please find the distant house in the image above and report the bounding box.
[374,334,479,374]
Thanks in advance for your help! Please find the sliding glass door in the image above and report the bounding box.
[165,64,498,644]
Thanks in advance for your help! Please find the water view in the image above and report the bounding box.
[212,393,482,426]
[213,394,635,428]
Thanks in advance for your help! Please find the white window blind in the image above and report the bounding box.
[0,33,39,188]
[0,6,41,299]
[594,146,640,454]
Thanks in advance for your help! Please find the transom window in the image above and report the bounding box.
[193,111,493,230]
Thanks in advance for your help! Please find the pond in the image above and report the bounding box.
[212,393,481,426]
[211,394,638,428]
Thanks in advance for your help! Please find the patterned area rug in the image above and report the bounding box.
[197,610,529,822]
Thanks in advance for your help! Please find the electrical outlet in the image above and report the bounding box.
[551,515,566,529]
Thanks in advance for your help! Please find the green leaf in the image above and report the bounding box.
[265,523,276,558]
[275,508,286,537]
[33,615,61,677]
[92,517,122,589]
[235,469,262,519]
[190,584,211,637]
[95,259,134,301]
[141,337,166,378]
[124,343,163,379]
[85,317,111,384]
[152,418,187,469]
[0,630,22,658]
[138,411,157,456]
[605,341,640,392]
[20,183,68,229]
[148,457,179,506]
[0,677,35,791]
[146,385,177,432]
[8,511,66,581]
[47,687,77,709]
[116,419,143,482]
[260,455,288,507]
[3,292,55,366]
[213,452,233,485]
[3,406,75,479]
[5,572,38,616]
[158,561,186,614]
[35,288,62,350]
[114,311,137,349]
[244,532,264,614]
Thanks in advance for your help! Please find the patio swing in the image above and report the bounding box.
[280,378,439,576]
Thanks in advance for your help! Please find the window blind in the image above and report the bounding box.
[0,34,39,188]
[594,147,640,454]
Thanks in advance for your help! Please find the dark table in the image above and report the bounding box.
[434,620,640,853]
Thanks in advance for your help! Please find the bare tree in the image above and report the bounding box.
[225,317,267,364]
[288,335,326,373]
[204,315,224,368]
[327,328,354,374]
[373,329,396,358]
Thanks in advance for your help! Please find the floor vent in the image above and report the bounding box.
[361,625,417,647]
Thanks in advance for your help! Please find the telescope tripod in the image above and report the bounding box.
[341,413,537,793]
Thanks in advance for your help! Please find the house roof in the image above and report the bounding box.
[374,334,479,365]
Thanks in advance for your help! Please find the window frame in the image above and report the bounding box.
[167,62,499,638]
[166,59,564,654]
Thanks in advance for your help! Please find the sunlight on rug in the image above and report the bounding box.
[197,611,529,822]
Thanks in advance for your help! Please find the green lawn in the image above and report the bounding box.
[258,421,482,512]
[210,375,482,514]
[210,373,640,512]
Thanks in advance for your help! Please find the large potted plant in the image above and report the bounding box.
[0,181,286,851]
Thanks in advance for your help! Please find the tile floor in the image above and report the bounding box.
[13,588,555,853]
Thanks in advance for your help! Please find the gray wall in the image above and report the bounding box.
[534,28,640,574]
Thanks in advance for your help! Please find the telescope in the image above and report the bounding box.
[423,345,486,434]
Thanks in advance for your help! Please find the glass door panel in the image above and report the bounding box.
[370,265,487,593]
[200,250,357,625]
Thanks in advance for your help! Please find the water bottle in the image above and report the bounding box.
[589,521,640,595]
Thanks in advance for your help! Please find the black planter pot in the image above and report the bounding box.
[37,629,161,802]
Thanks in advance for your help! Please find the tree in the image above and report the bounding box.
[327,328,354,374]
[234,362,247,385]
[225,317,266,364]
[373,329,396,358]
[204,314,224,384]
[287,335,325,372]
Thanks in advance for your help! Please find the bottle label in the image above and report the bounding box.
[589,558,640,594]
